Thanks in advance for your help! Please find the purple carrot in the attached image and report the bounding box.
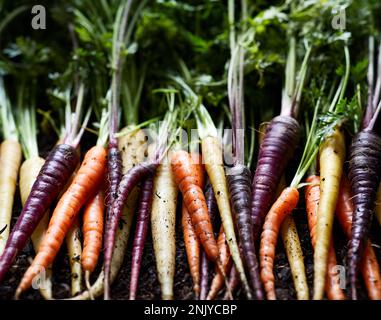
[104,161,157,299]
[251,115,300,240]
[227,164,264,300]
[199,181,218,300]
[129,176,154,300]
[106,146,123,213]
[348,130,381,299]
[251,37,310,241]
[348,37,381,300]
[223,265,240,300]
[0,144,79,281]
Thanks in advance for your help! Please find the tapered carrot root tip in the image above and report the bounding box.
[348,131,381,299]
[251,115,300,240]
[227,164,263,300]
[129,177,154,301]
[85,271,94,300]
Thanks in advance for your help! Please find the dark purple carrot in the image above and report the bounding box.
[251,36,311,241]
[251,116,300,240]
[0,144,79,282]
[199,252,209,300]
[348,37,381,300]
[348,130,381,299]
[129,176,154,300]
[104,161,157,299]
[227,164,264,300]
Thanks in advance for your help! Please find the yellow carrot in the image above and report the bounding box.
[66,218,82,297]
[0,139,22,253]
[314,127,345,300]
[151,161,178,300]
[201,136,252,299]
[19,157,53,299]
[281,216,309,300]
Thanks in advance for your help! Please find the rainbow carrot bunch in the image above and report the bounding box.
[2,0,381,302]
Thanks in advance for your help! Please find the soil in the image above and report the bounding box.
[1,134,381,300]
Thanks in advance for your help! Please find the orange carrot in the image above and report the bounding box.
[206,226,232,300]
[181,153,204,297]
[182,203,201,297]
[305,175,346,300]
[82,184,105,296]
[171,150,218,261]
[259,187,299,300]
[336,176,381,300]
[15,145,107,298]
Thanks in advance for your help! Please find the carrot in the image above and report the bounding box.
[206,226,232,300]
[375,182,381,227]
[177,152,204,297]
[129,177,154,300]
[0,140,22,254]
[0,84,87,282]
[151,161,178,300]
[19,157,52,299]
[226,3,263,299]
[260,187,299,299]
[348,37,381,299]
[261,124,308,300]
[103,108,177,299]
[171,150,218,262]
[199,134,251,298]
[305,175,346,300]
[182,203,201,297]
[313,127,346,300]
[15,145,107,298]
[281,216,310,300]
[171,77,251,299]
[251,37,311,241]
[69,129,144,300]
[68,190,137,300]
[336,176,381,300]
[0,79,22,254]
[199,252,209,300]
[258,66,323,300]
[82,186,104,288]
[65,218,82,297]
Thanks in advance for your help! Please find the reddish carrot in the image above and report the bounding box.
[15,145,107,298]
[82,185,105,298]
[182,203,201,297]
[171,150,218,261]
[336,176,381,300]
[305,175,346,300]
[260,187,299,300]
